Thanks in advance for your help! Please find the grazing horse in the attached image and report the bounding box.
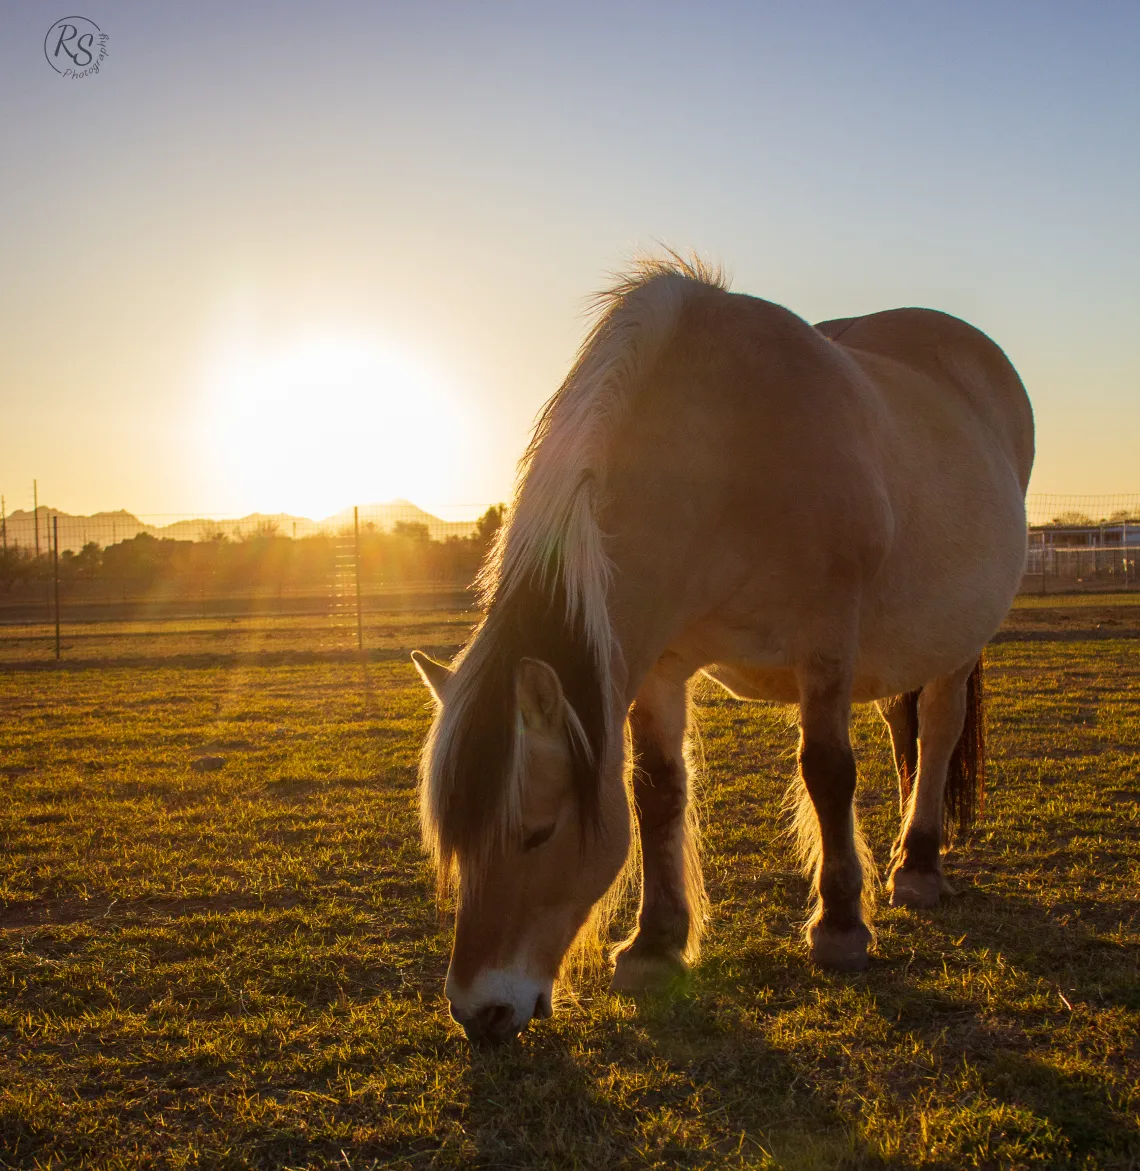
[412,258,1034,1044]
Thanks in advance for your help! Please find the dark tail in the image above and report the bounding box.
[945,657,985,836]
[894,690,920,807]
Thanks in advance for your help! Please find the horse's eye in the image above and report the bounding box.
[522,824,555,852]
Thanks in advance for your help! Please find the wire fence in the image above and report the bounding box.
[1025,494,1140,527]
[0,500,501,663]
[1024,543,1139,591]
[1,493,1138,663]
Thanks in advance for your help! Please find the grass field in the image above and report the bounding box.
[1,599,1137,1168]
[0,610,479,666]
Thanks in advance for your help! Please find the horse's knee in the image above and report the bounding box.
[800,736,856,783]
[797,733,871,939]
[623,674,702,972]
[799,738,857,817]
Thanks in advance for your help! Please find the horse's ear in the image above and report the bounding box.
[516,658,564,733]
[411,650,452,702]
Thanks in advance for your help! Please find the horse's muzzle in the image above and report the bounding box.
[453,990,552,1045]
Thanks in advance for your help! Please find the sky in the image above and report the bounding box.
[1,1,1137,520]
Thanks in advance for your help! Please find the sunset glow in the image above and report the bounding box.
[1,4,1138,519]
[201,334,476,520]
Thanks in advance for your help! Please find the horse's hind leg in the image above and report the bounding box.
[886,661,973,908]
[611,657,704,994]
[795,662,874,971]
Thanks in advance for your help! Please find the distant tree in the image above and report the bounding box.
[0,544,33,593]
[393,521,431,542]
[476,504,504,546]
[65,542,104,582]
[101,532,187,588]
[1050,511,1094,526]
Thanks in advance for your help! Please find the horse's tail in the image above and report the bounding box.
[944,656,985,836]
[894,690,920,807]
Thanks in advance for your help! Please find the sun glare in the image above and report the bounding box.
[202,334,476,519]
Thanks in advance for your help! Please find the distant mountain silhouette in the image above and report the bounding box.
[325,500,481,540]
[0,501,480,553]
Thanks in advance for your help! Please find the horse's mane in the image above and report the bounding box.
[419,253,726,883]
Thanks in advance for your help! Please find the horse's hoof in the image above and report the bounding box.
[808,923,871,971]
[610,948,688,995]
[888,867,943,909]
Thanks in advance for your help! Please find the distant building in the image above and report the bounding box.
[1025,517,1139,586]
[1030,520,1140,549]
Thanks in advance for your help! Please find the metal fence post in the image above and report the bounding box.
[353,505,364,653]
[53,514,61,661]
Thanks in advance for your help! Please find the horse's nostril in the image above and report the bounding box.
[465,1002,518,1044]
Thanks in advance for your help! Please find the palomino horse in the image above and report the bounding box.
[413,258,1034,1044]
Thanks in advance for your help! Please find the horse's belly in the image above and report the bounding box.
[702,663,800,703]
[690,463,1026,705]
[701,571,1017,704]
[703,658,946,705]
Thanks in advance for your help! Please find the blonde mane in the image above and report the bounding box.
[420,254,726,882]
[479,253,726,654]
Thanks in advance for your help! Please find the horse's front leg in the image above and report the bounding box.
[887,661,974,908]
[611,659,705,993]
[795,662,874,970]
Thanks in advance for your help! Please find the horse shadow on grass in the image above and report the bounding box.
[865,876,1140,1165]
[899,872,1139,1013]
[454,867,1137,1169]
[456,981,900,1169]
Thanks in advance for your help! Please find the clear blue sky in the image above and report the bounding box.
[2,1,1137,517]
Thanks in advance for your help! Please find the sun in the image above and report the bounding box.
[201,333,476,519]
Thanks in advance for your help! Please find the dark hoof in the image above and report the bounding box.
[888,867,945,909]
[808,922,872,971]
[611,946,689,995]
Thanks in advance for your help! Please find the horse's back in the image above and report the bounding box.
[815,308,1034,491]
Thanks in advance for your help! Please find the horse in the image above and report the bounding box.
[412,257,1034,1045]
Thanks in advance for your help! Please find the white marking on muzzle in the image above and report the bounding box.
[445,967,554,1029]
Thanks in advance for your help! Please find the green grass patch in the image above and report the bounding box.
[1,613,1137,1168]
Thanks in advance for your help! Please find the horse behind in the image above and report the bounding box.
[412,258,1034,1044]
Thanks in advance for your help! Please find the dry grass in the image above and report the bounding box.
[0,601,1137,1168]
